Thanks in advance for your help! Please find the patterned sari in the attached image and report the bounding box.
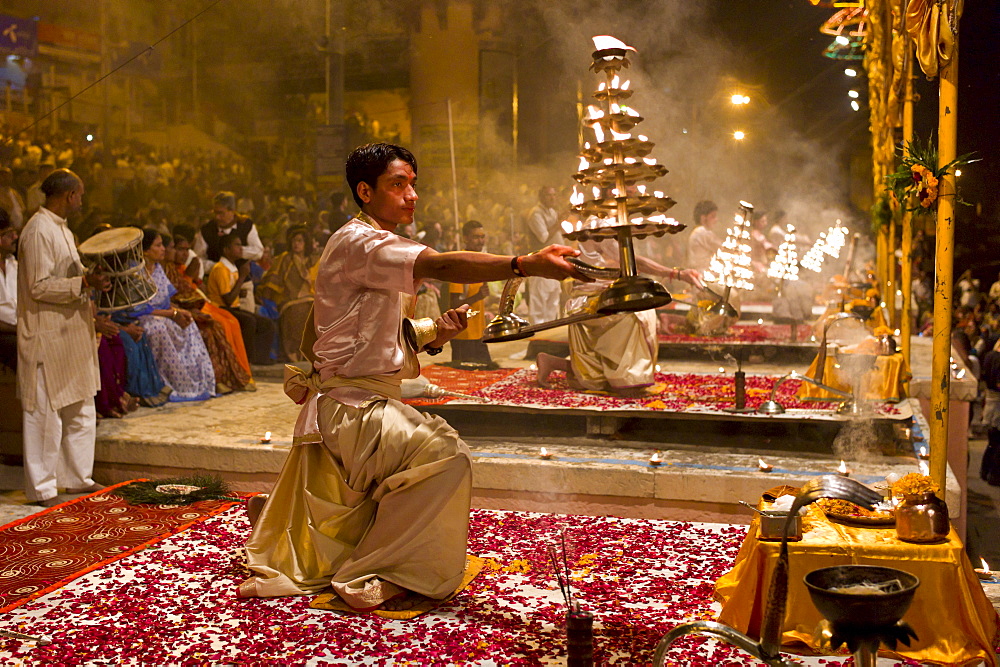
[164,262,252,392]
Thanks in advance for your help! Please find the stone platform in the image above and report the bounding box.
[83,376,956,525]
[0,330,972,530]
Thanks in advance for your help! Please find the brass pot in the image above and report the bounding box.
[895,491,950,543]
[403,317,438,351]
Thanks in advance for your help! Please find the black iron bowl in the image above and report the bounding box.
[804,565,919,629]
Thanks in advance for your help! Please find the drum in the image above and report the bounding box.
[77,227,157,312]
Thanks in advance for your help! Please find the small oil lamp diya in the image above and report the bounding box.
[975,558,994,581]
[539,447,553,460]
[260,431,272,444]
[758,458,773,473]
[837,460,851,477]
[648,451,663,466]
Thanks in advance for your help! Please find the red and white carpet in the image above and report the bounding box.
[1,500,911,664]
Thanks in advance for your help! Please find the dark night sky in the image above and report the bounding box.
[711,0,999,275]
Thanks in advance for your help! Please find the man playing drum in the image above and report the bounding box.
[17,169,110,507]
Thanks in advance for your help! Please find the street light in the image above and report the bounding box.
[850,100,860,111]
[844,68,858,77]
[835,35,850,46]
[848,90,859,99]
[733,130,746,141]
[731,94,750,105]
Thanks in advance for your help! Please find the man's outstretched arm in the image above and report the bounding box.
[413,244,593,284]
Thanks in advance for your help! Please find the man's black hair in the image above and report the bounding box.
[345,143,417,208]
[462,220,484,236]
[41,168,81,198]
[220,230,242,251]
[693,200,718,225]
[0,207,10,232]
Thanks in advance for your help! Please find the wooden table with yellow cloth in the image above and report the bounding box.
[798,351,911,403]
[714,503,999,665]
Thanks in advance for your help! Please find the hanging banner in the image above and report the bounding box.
[0,15,38,57]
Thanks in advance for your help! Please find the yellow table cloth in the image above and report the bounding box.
[797,352,911,402]
[715,506,999,665]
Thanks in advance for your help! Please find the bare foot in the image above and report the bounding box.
[121,393,139,413]
[379,591,434,612]
[246,494,268,527]
[536,352,570,388]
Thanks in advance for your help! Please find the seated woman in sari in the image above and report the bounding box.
[111,313,172,408]
[257,225,316,361]
[131,228,216,402]
[160,233,253,393]
[172,226,253,380]
[93,313,139,418]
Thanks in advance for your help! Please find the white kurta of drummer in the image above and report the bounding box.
[16,207,99,412]
[313,217,425,407]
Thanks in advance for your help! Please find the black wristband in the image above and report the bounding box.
[511,255,527,277]
[425,345,444,356]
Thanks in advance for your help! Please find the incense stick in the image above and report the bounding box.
[561,529,575,609]
[548,545,571,608]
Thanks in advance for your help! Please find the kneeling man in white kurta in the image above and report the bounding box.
[239,143,589,611]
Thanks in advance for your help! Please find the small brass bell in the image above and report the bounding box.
[403,317,438,350]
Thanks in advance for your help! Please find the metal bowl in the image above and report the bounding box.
[804,565,919,629]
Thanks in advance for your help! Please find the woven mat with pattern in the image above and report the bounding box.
[0,481,240,613]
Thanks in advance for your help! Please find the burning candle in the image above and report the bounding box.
[837,460,851,477]
[539,447,552,460]
[975,558,994,581]
[261,431,272,444]
[648,452,662,466]
[918,446,929,460]
[758,459,773,473]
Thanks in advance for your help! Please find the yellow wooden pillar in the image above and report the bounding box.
[930,47,959,492]
[899,53,915,367]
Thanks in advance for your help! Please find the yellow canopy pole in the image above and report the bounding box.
[899,51,915,367]
[930,44,959,492]
[876,225,888,298]
[887,214,897,325]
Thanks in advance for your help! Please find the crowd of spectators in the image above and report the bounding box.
[4,126,953,410]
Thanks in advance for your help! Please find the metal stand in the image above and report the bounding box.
[724,347,754,413]
[652,476,882,666]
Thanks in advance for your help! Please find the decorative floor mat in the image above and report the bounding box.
[0,481,240,614]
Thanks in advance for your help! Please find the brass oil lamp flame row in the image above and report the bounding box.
[483,37,676,343]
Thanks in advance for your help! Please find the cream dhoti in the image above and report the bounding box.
[239,365,472,608]
[567,299,659,391]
